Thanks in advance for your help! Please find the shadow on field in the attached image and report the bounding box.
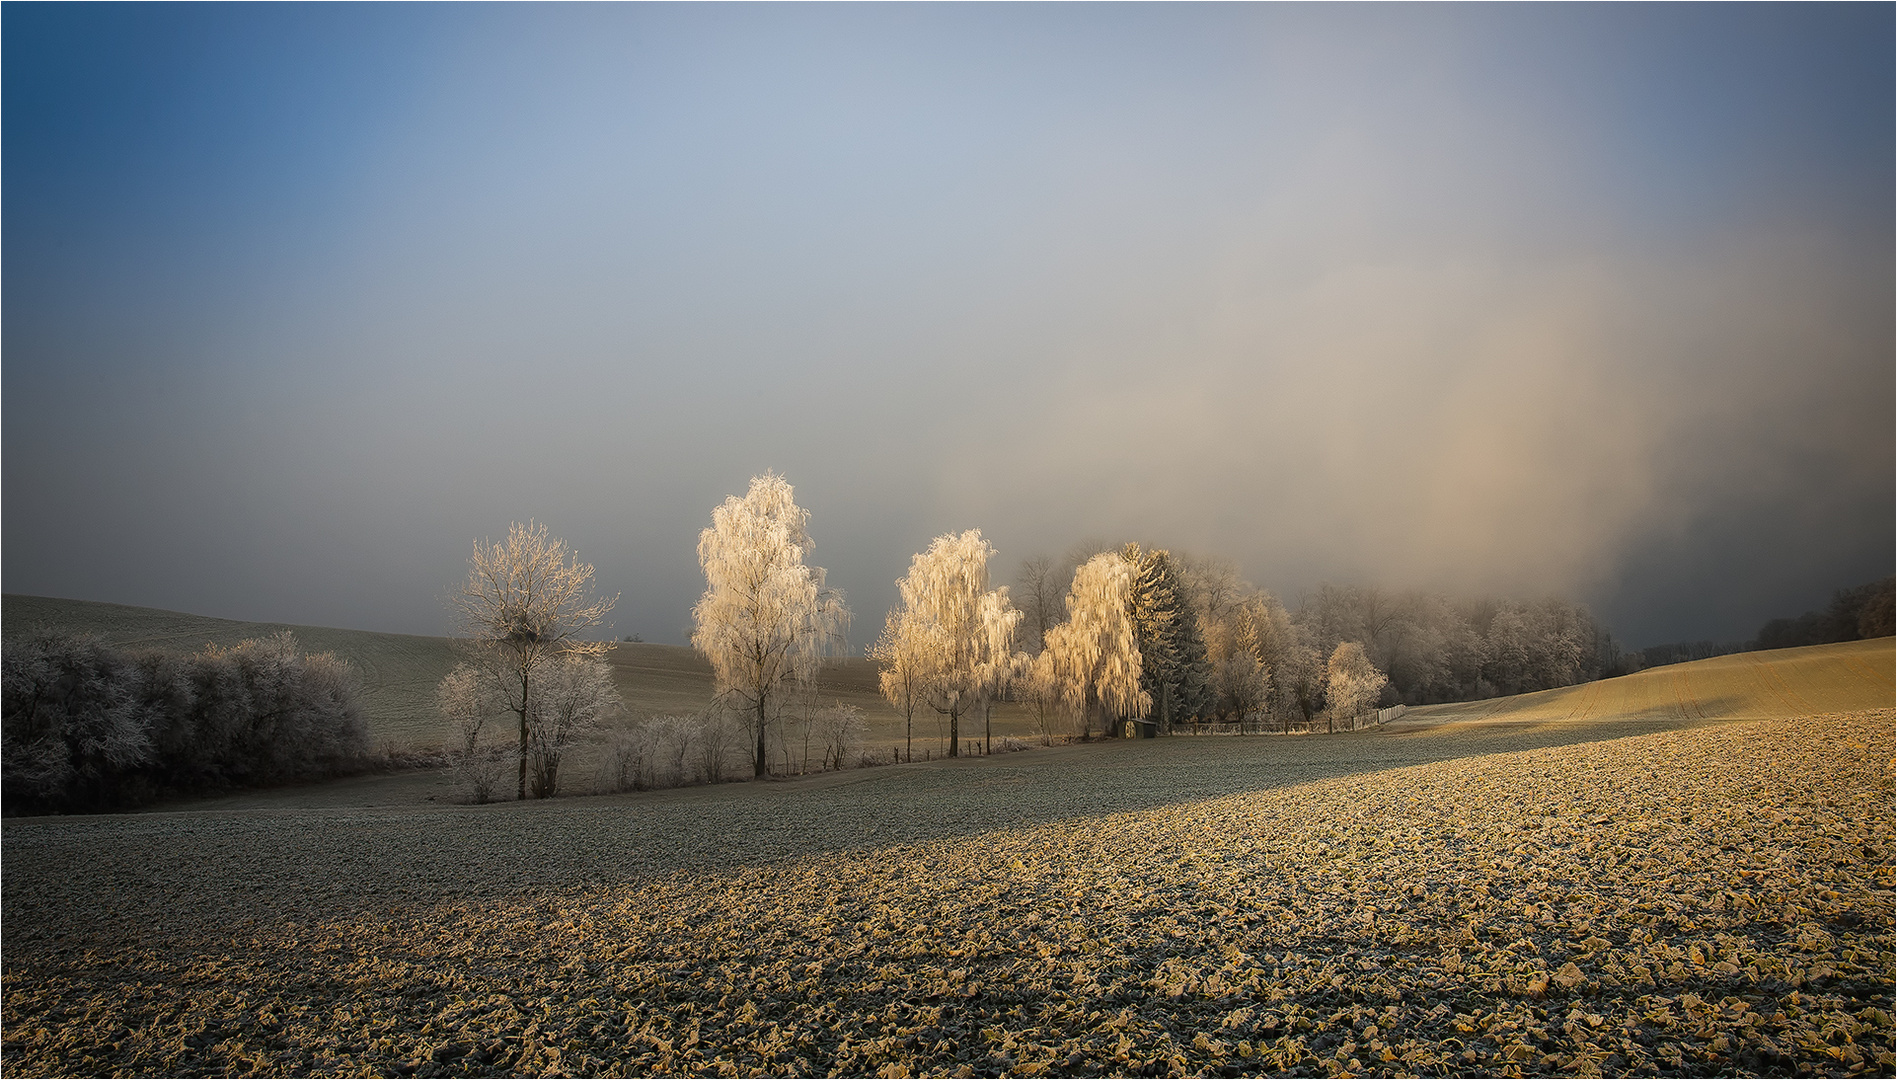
[2,708,1731,956]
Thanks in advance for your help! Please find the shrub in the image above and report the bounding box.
[695,711,740,784]
[1,630,369,814]
[816,703,866,771]
[1,632,150,812]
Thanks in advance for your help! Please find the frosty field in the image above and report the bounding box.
[2,640,1892,1077]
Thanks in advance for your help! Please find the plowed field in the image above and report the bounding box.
[3,641,1891,1077]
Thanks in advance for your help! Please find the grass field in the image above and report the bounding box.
[1400,638,1895,727]
[2,633,1891,1076]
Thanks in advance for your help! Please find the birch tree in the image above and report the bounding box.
[881,530,1020,758]
[867,608,927,762]
[449,520,616,800]
[693,472,849,778]
[1044,551,1150,739]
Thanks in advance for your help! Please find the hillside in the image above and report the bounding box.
[9,595,1888,772]
[1398,636,1893,728]
[0,595,1041,756]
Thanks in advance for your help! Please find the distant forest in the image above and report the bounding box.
[1628,576,1895,672]
[1014,549,1627,720]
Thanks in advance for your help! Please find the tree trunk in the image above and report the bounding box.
[517,671,530,801]
[754,700,768,778]
[949,708,959,757]
[983,702,991,753]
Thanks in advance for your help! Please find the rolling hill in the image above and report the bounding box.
[0,595,1042,756]
[8,595,1889,768]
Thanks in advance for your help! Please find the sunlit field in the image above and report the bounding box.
[1403,638,1895,727]
[4,640,1891,1077]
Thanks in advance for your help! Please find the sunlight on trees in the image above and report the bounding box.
[1121,544,1212,732]
[1044,552,1149,739]
[1324,641,1389,733]
[446,520,616,800]
[879,530,1020,758]
[693,472,849,778]
[867,609,928,761]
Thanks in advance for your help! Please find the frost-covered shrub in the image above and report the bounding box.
[816,703,866,771]
[598,725,645,794]
[2,630,368,813]
[647,714,699,788]
[695,711,740,784]
[2,632,150,812]
[526,658,619,799]
[440,664,508,804]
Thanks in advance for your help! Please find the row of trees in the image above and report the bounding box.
[1570,576,1893,674]
[1751,576,1895,652]
[2,630,368,814]
[439,472,1633,794]
[440,475,856,796]
[872,539,1401,745]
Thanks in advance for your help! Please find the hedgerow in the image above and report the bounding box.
[1,630,368,813]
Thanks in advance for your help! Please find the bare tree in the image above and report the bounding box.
[1014,555,1063,655]
[881,530,1020,758]
[1178,553,1246,647]
[693,472,849,778]
[866,609,926,762]
[448,520,616,801]
[1044,552,1150,739]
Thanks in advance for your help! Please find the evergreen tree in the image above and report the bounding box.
[1121,544,1214,730]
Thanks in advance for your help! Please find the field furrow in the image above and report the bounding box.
[5,635,1891,1077]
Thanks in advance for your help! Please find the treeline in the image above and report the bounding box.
[1625,576,1894,672]
[1,630,369,814]
[1015,547,1621,729]
[1752,577,1894,651]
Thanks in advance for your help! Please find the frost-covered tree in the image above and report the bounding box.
[1044,552,1150,738]
[1324,641,1388,733]
[866,608,927,761]
[448,520,616,800]
[525,656,620,798]
[693,472,849,778]
[816,702,867,770]
[1016,649,1066,744]
[1121,544,1213,730]
[438,663,507,803]
[882,530,1020,758]
[1212,652,1270,730]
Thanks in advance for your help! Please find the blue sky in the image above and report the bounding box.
[5,3,1891,648]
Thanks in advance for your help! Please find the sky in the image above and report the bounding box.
[4,3,1891,650]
